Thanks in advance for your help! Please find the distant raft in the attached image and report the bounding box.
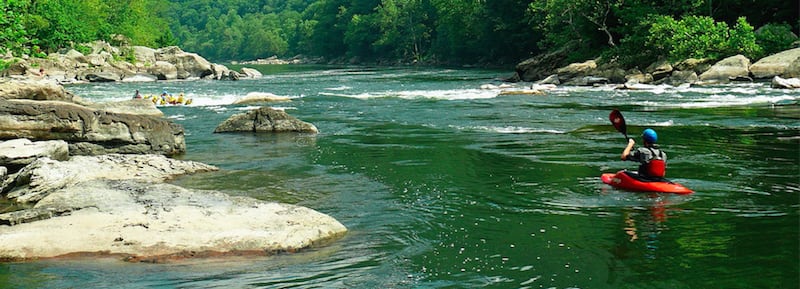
[143,94,193,106]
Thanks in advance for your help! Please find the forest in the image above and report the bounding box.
[1,0,798,68]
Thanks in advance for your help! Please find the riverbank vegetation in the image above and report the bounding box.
[2,0,797,67]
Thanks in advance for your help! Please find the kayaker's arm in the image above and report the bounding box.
[621,138,635,160]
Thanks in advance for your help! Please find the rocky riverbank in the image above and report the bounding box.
[1,41,262,83]
[512,47,800,89]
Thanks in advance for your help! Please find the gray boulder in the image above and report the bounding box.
[698,55,752,83]
[0,99,185,156]
[208,63,232,80]
[771,76,800,89]
[84,71,121,82]
[63,49,89,64]
[232,92,291,105]
[750,48,800,79]
[0,153,347,261]
[147,61,178,80]
[788,58,800,78]
[214,107,318,134]
[0,179,347,261]
[0,79,86,104]
[108,60,138,77]
[0,155,347,262]
[225,70,241,81]
[131,46,157,65]
[646,59,673,81]
[86,51,111,67]
[674,58,713,74]
[0,139,69,171]
[556,59,597,80]
[86,40,119,55]
[239,67,263,78]
[536,74,560,85]
[155,46,213,79]
[625,72,654,84]
[656,70,699,86]
[514,44,574,82]
[4,154,216,204]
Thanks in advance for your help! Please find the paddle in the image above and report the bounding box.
[609,109,628,140]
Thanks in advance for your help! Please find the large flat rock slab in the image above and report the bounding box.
[0,138,68,169]
[0,180,346,262]
[0,153,347,262]
[0,99,185,156]
[5,154,217,204]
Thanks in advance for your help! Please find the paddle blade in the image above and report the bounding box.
[609,110,628,138]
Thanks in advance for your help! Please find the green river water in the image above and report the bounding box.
[1,66,798,288]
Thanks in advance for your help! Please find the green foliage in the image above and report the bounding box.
[156,30,179,48]
[0,59,11,72]
[162,0,540,64]
[728,17,761,58]
[2,0,797,67]
[530,0,794,67]
[1,0,168,57]
[124,48,137,63]
[755,23,797,57]
[74,44,92,55]
[0,0,33,56]
[646,15,761,61]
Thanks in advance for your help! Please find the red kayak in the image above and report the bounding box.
[601,170,694,194]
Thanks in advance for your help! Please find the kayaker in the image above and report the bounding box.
[621,128,667,179]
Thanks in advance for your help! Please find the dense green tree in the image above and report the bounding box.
[528,0,625,62]
[3,0,797,67]
[1,0,168,56]
[755,23,797,57]
[300,0,348,58]
[429,0,489,63]
[0,0,33,56]
[372,0,433,62]
[482,0,542,63]
[647,15,761,61]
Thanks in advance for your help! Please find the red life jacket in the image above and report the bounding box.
[643,147,666,178]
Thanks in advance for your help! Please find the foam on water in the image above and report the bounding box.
[319,88,499,100]
[452,125,567,134]
[325,86,352,91]
[675,94,797,108]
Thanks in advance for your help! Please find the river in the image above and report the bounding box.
[1,66,798,288]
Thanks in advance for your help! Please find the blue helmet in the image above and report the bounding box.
[642,128,657,143]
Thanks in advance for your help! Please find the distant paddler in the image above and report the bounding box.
[160,90,170,105]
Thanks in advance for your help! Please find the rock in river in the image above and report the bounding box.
[214,107,318,134]
[0,154,347,261]
[0,99,185,156]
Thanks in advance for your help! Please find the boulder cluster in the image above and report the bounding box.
[1,41,262,83]
[0,76,341,262]
[513,48,800,89]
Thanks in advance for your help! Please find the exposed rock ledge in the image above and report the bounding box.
[0,153,347,262]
